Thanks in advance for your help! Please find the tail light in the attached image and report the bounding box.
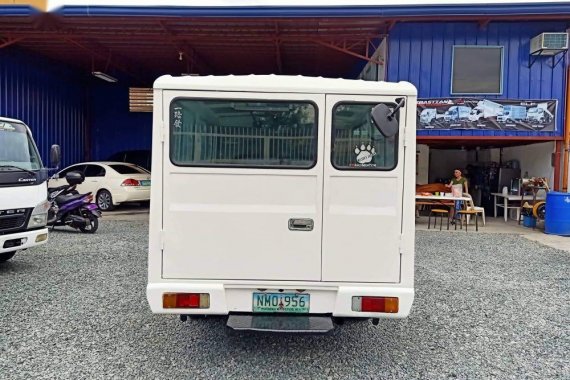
[121,178,140,187]
[163,293,210,309]
[352,296,399,313]
[85,194,93,202]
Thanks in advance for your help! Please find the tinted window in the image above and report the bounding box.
[84,165,106,177]
[109,164,147,174]
[170,99,317,168]
[331,103,398,170]
[452,46,503,94]
[58,165,85,178]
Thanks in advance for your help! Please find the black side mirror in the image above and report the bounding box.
[50,144,61,168]
[370,99,405,138]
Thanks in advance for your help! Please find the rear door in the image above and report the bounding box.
[161,91,325,281]
[322,95,406,283]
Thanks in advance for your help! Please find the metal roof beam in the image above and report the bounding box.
[64,38,144,82]
[0,37,25,49]
[157,20,213,74]
[310,37,384,66]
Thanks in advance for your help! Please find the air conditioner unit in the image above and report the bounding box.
[530,32,569,56]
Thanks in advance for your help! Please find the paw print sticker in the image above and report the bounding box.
[354,144,376,164]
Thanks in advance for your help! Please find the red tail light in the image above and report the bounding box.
[352,296,399,313]
[121,178,140,187]
[162,293,210,309]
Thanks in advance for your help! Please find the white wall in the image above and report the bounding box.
[428,149,469,183]
[493,142,556,185]
[416,144,429,184]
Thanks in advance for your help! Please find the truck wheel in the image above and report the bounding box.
[0,252,16,263]
[97,189,114,211]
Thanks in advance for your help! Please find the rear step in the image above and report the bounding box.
[226,314,334,334]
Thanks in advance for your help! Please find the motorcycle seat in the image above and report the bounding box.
[55,193,85,204]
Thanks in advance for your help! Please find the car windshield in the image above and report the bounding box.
[0,121,42,171]
[109,164,147,174]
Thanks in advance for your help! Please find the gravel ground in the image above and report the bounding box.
[1,221,569,379]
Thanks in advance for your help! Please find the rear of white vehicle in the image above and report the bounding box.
[147,75,416,333]
[102,163,151,205]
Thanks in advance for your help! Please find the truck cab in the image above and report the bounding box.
[147,75,416,333]
[0,117,57,262]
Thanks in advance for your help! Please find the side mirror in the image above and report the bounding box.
[370,99,405,138]
[50,144,61,169]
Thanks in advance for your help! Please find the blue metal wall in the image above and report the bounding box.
[90,81,152,160]
[0,47,88,168]
[387,21,568,137]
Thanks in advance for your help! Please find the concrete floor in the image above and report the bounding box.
[102,205,570,253]
[416,214,570,253]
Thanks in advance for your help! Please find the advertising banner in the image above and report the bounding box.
[417,98,557,132]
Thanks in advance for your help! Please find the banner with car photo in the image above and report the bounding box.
[417,98,557,132]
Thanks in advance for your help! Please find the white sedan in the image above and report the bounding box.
[49,162,151,211]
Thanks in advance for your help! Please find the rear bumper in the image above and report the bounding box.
[147,282,414,319]
[113,187,150,204]
[0,228,48,254]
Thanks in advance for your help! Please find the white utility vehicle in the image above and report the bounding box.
[147,75,416,333]
[0,117,60,263]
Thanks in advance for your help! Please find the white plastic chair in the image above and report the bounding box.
[463,193,486,226]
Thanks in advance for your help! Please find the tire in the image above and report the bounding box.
[533,201,546,220]
[79,213,99,233]
[0,252,16,263]
[97,189,114,211]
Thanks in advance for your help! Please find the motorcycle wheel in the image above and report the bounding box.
[80,213,99,233]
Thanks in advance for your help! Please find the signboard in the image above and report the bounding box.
[417,98,557,132]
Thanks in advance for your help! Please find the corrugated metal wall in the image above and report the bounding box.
[90,81,152,160]
[387,21,568,137]
[0,47,88,167]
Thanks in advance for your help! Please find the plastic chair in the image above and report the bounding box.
[463,193,485,226]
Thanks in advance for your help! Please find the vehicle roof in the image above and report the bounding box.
[154,75,417,96]
[0,116,26,124]
[64,161,141,167]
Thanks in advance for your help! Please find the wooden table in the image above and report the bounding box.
[491,193,546,222]
[415,195,470,204]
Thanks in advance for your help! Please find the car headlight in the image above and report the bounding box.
[27,200,50,228]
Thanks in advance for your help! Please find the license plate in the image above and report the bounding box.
[140,180,151,186]
[252,292,310,313]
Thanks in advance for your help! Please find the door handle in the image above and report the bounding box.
[288,218,314,231]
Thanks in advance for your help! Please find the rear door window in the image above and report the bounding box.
[331,102,398,170]
[169,99,318,168]
[109,164,147,174]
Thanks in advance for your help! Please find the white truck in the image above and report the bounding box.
[526,102,553,124]
[0,117,60,263]
[444,105,471,122]
[468,99,503,122]
[147,75,416,333]
[420,108,437,124]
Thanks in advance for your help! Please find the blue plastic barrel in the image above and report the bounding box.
[545,192,570,236]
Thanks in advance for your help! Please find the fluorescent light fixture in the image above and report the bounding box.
[92,71,118,83]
